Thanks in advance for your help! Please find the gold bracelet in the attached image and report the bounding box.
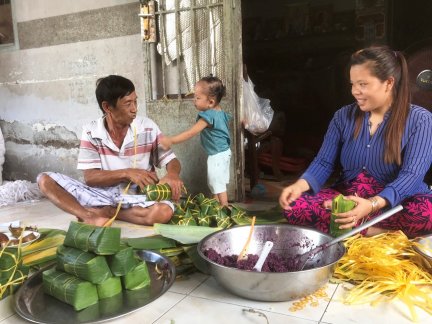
[368,197,379,214]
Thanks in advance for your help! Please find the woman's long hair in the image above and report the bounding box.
[351,46,410,165]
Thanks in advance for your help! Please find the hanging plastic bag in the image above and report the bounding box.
[242,78,274,135]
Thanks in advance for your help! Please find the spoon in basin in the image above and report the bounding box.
[253,241,274,272]
[296,204,403,271]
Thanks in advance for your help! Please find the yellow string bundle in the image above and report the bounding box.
[333,231,432,322]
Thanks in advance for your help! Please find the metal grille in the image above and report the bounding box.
[148,0,225,99]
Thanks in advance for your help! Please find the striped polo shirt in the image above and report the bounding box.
[77,116,176,173]
[301,103,432,207]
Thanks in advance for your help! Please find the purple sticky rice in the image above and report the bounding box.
[204,248,300,272]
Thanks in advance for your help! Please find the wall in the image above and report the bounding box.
[0,0,146,182]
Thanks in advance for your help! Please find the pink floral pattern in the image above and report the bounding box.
[283,172,432,237]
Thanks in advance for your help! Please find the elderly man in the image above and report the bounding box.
[37,75,183,226]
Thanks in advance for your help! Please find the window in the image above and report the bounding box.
[0,0,14,45]
[140,0,225,100]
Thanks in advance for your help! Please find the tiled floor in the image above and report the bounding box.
[0,188,429,323]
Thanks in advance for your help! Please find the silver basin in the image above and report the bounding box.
[198,224,345,301]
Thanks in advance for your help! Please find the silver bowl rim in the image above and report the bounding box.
[413,233,432,259]
[197,223,346,274]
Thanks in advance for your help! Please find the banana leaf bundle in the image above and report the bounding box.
[0,248,21,274]
[170,208,198,226]
[98,293,123,316]
[97,276,122,299]
[56,245,112,284]
[42,268,98,311]
[142,183,172,201]
[215,207,232,228]
[107,246,139,276]
[0,266,29,298]
[64,221,121,255]
[121,261,151,290]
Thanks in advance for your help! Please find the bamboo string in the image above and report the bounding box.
[104,126,137,227]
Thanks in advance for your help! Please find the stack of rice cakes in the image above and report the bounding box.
[42,221,151,311]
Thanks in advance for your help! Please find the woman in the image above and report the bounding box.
[279,46,432,238]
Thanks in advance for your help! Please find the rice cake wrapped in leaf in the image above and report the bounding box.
[0,248,21,270]
[97,276,122,299]
[43,268,98,311]
[0,266,29,299]
[98,293,123,317]
[121,261,151,290]
[107,246,139,276]
[142,183,172,201]
[57,245,112,284]
[64,221,120,255]
[215,208,232,229]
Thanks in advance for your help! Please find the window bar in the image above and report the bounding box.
[158,0,168,99]
[190,0,198,89]
[206,2,212,77]
[175,0,182,98]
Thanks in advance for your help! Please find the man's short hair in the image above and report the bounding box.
[95,75,135,114]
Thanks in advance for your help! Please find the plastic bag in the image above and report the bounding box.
[242,78,274,135]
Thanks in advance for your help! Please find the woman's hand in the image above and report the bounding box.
[279,179,309,210]
[334,195,373,229]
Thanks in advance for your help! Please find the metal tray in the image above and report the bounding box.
[14,250,176,324]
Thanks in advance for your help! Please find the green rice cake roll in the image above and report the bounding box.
[42,268,98,311]
[57,245,112,284]
[107,246,139,276]
[121,261,151,290]
[64,221,121,255]
[97,276,122,299]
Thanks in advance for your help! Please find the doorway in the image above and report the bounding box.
[241,0,357,188]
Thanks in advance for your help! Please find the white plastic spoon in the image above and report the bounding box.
[253,241,274,272]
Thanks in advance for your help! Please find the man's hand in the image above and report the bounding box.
[126,169,159,189]
[160,159,183,201]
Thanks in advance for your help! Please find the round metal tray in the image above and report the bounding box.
[14,250,175,324]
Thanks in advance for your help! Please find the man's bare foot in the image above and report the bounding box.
[76,206,117,226]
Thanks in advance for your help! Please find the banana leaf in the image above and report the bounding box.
[38,228,67,238]
[64,221,121,255]
[122,261,151,290]
[43,268,98,311]
[97,276,122,299]
[154,223,222,244]
[57,245,112,284]
[183,244,209,274]
[231,204,287,225]
[124,235,177,250]
[107,246,139,276]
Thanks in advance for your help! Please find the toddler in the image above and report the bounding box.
[161,76,231,206]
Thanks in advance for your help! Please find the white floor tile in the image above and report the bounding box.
[0,296,14,322]
[169,271,209,295]
[322,283,431,324]
[109,291,185,324]
[153,295,318,324]
[189,276,337,322]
